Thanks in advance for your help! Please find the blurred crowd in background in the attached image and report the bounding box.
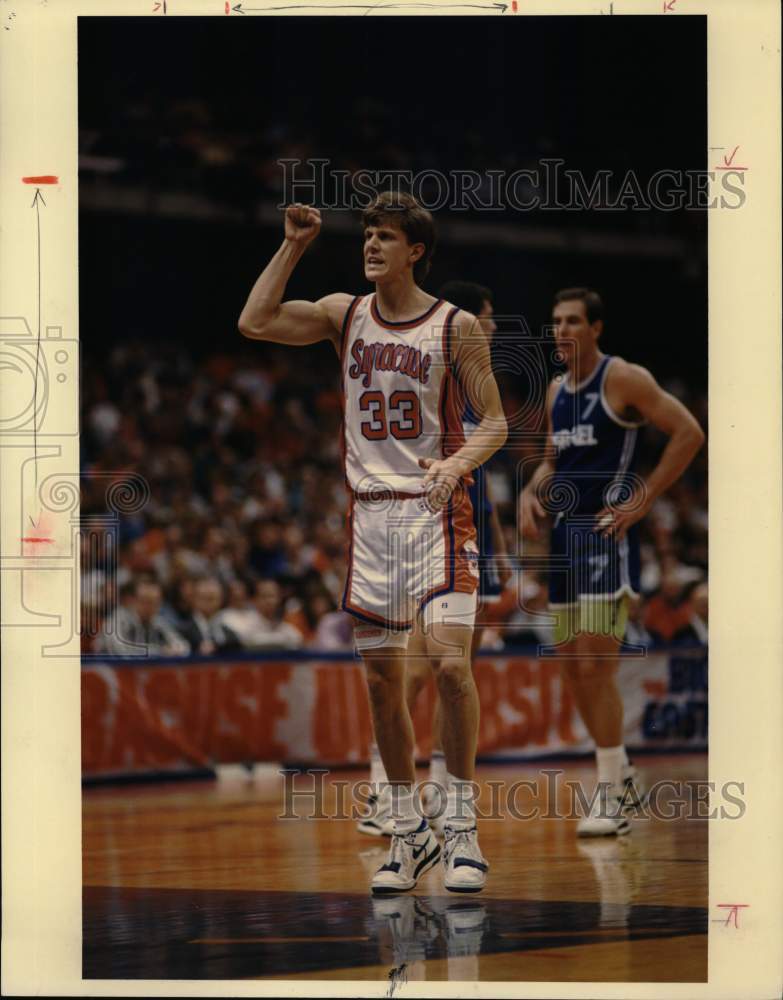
[77,19,708,659]
[80,339,708,656]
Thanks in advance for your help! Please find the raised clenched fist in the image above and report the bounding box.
[284,203,322,247]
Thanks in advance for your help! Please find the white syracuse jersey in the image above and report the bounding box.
[341,293,464,494]
[338,293,479,630]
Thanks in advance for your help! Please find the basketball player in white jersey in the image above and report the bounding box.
[239,192,507,892]
[357,281,511,841]
[519,288,704,835]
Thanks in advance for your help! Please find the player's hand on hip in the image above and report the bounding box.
[595,491,650,540]
[419,456,469,512]
[519,490,546,540]
[285,203,322,247]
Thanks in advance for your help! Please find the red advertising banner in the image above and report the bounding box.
[82,649,707,779]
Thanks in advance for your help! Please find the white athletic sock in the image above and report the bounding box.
[429,749,447,792]
[620,745,630,767]
[445,772,477,831]
[369,743,388,795]
[595,745,624,790]
[391,785,422,834]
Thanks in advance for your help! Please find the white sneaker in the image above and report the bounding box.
[420,783,448,838]
[357,788,395,838]
[371,819,441,894]
[576,785,631,837]
[442,825,489,893]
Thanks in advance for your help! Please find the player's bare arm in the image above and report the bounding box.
[596,359,705,539]
[238,203,351,351]
[419,312,507,502]
[519,379,560,540]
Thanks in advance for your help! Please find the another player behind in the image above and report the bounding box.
[239,192,507,891]
[518,287,704,835]
[358,280,511,838]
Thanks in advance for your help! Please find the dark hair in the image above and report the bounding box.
[554,287,604,324]
[362,191,436,283]
[438,280,493,317]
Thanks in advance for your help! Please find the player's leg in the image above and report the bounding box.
[355,623,442,893]
[561,598,640,836]
[401,618,449,833]
[421,591,488,892]
[347,493,443,890]
[422,615,478,782]
[361,645,417,787]
[404,614,432,714]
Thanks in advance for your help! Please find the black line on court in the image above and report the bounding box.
[83,885,707,980]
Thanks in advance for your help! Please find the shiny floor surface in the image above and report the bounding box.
[83,756,708,982]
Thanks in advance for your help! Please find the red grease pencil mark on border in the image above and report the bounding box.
[22,176,59,185]
[714,146,748,171]
[22,537,54,544]
[511,1,517,9]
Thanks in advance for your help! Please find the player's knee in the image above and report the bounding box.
[364,661,403,705]
[432,658,473,703]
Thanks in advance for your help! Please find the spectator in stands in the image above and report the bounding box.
[161,575,196,631]
[222,577,304,650]
[214,577,260,645]
[249,519,287,578]
[311,606,354,650]
[178,575,242,655]
[672,581,708,646]
[624,598,654,648]
[643,570,692,644]
[246,578,305,649]
[80,339,707,645]
[502,576,554,647]
[95,577,190,657]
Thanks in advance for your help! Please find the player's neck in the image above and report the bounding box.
[568,348,604,387]
[374,277,436,322]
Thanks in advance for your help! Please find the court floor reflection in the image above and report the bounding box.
[83,882,706,980]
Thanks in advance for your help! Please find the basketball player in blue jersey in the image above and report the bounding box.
[239,192,507,892]
[357,281,511,840]
[519,287,705,835]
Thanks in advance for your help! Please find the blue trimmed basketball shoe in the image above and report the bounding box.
[370,819,441,894]
[443,825,489,893]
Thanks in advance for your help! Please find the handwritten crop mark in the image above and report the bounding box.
[712,903,748,929]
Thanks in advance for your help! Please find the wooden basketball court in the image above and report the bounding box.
[82,755,707,983]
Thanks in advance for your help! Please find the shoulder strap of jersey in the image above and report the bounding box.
[339,295,364,364]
